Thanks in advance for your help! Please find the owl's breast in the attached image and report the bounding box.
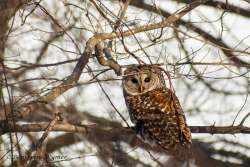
[125,89,165,120]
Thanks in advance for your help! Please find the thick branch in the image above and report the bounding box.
[202,1,250,18]
[1,121,250,167]
[190,125,250,134]
[1,122,250,135]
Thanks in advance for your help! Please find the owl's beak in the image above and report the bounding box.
[139,85,144,92]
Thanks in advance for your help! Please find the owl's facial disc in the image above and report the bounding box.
[123,71,161,95]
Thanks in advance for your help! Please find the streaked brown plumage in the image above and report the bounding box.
[122,65,191,154]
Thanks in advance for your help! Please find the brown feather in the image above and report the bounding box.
[125,88,192,149]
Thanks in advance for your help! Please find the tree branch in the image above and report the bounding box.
[1,121,250,135]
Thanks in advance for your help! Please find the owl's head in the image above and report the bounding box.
[122,65,165,95]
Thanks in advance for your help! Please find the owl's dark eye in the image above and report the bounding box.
[144,77,151,82]
[131,78,138,84]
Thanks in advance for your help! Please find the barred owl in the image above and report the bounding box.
[122,65,192,154]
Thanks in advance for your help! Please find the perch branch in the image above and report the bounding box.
[1,121,250,135]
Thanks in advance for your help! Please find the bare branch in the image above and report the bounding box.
[1,122,250,135]
[95,43,121,75]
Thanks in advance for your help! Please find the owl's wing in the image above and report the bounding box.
[154,89,192,144]
[124,88,192,148]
